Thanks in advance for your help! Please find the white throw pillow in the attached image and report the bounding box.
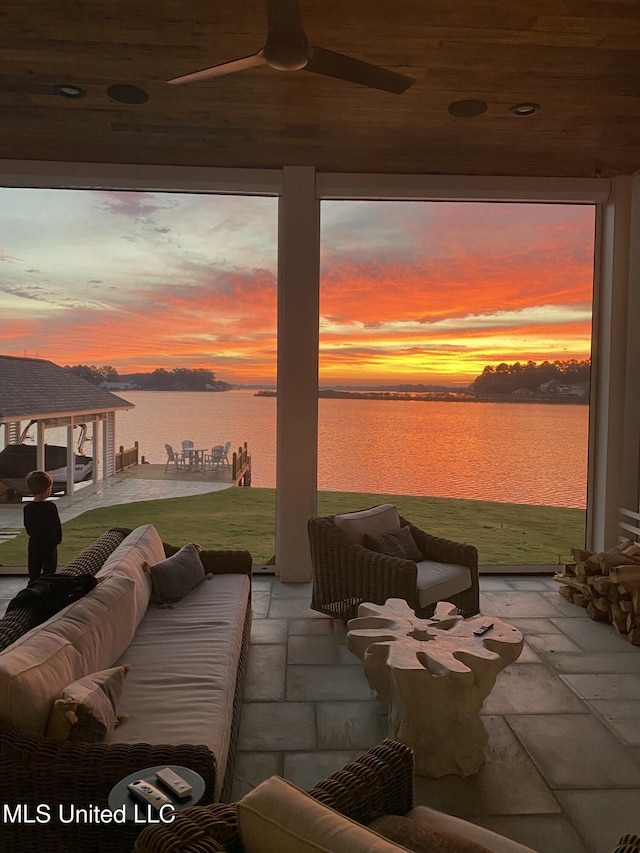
[334,504,401,546]
[237,775,407,853]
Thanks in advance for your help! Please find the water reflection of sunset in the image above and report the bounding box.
[0,190,594,386]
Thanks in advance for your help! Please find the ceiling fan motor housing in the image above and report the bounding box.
[264,35,309,70]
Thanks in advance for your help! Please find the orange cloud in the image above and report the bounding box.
[1,268,278,381]
[1,194,595,386]
[318,203,594,384]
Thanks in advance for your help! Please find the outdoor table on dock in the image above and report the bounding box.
[183,448,207,471]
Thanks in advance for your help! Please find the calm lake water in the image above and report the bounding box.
[112,390,588,509]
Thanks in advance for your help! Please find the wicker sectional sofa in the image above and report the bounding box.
[0,524,252,853]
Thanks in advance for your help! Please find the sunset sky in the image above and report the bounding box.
[0,188,595,386]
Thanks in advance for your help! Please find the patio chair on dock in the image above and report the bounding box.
[205,444,225,470]
[164,443,186,472]
[205,441,233,472]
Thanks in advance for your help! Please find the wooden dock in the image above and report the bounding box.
[116,443,251,487]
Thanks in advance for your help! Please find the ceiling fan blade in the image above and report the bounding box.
[168,50,266,85]
[304,45,414,94]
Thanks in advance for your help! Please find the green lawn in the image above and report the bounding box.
[0,487,585,567]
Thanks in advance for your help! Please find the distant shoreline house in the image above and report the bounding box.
[538,379,590,397]
[98,380,138,391]
[0,355,133,496]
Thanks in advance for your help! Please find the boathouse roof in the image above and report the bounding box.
[0,355,133,423]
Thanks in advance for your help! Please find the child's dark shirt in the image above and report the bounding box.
[23,501,62,544]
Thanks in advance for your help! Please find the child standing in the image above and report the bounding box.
[23,470,62,580]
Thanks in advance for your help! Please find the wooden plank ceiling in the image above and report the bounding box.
[1,0,640,178]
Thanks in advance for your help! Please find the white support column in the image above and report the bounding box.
[275,166,320,582]
[66,423,74,495]
[588,175,638,550]
[92,420,100,483]
[36,421,45,470]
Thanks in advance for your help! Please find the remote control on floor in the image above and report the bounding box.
[127,779,173,811]
[473,621,494,635]
[156,767,193,799]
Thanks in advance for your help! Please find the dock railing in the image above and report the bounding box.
[232,442,251,486]
[115,441,139,472]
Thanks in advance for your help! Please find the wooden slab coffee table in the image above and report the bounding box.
[347,599,523,778]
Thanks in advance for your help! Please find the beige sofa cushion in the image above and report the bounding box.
[96,523,163,622]
[0,574,138,735]
[108,572,250,801]
[334,504,401,546]
[237,775,407,853]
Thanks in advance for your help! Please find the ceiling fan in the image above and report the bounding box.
[167,0,415,94]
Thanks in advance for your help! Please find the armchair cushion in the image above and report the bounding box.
[237,775,408,852]
[416,561,472,609]
[364,526,423,563]
[334,504,400,546]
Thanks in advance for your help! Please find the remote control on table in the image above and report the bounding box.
[156,767,193,799]
[473,621,494,635]
[127,779,173,811]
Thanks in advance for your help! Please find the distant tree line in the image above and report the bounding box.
[65,364,231,392]
[471,359,591,397]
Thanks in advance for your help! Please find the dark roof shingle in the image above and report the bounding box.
[0,355,133,421]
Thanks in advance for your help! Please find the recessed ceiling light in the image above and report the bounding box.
[107,84,149,104]
[53,84,86,99]
[448,99,488,118]
[510,103,540,116]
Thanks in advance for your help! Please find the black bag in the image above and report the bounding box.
[6,574,98,623]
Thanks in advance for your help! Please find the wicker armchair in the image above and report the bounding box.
[134,739,414,852]
[308,512,479,621]
[134,738,640,853]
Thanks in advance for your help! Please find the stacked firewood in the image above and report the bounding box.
[554,541,640,645]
